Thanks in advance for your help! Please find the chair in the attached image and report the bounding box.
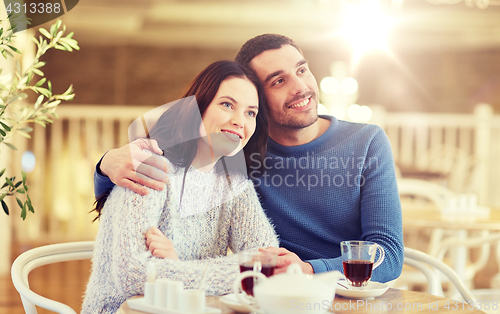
[397,178,455,256]
[397,178,495,294]
[11,241,94,314]
[404,247,477,306]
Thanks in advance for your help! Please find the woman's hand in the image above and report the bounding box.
[145,226,179,260]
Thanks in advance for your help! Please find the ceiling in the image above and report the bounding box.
[58,0,500,51]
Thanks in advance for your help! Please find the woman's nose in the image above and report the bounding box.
[231,112,245,128]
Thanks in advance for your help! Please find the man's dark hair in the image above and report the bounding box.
[235,34,302,68]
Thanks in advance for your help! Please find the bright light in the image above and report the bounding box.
[330,105,346,120]
[318,103,329,115]
[347,104,372,122]
[320,77,341,94]
[358,105,373,121]
[337,1,393,61]
[21,151,36,173]
[341,77,358,94]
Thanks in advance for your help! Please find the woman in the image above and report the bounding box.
[82,61,279,313]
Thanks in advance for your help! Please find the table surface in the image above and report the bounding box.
[402,206,500,231]
[118,288,487,314]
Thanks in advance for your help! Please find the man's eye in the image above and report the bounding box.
[298,68,307,74]
[272,78,284,86]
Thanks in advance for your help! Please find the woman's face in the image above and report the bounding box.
[199,77,259,157]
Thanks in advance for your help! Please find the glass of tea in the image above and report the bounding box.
[340,241,385,288]
[237,250,277,297]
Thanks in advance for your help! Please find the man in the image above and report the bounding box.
[94,34,404,282]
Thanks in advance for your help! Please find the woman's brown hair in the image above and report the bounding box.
[92,60,268,221]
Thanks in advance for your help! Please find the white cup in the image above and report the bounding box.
[144,282,155,305]
[154,278,170,308]
[178,289,206,313]
[166,280,183,310]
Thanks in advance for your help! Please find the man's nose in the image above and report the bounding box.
[290,75,307,95]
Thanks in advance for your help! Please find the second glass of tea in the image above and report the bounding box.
[340,240,385,288]
[237,250,277,296]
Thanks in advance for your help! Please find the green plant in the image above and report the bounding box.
[0,15,79,219]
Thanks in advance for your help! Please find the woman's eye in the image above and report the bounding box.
[221,102,232,109]
[247,111,257,117]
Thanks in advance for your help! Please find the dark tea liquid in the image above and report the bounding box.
[343,260,373,287]
[239,264,275,296]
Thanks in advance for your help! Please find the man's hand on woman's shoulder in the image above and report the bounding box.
[100,139,169,196]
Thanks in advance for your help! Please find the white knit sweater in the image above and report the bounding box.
[82,158,279,313]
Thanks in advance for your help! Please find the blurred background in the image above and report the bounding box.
[1,0,500,312]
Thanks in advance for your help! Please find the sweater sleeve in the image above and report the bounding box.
[101,182,277,298]
[94,153,115,197]
[307,128,404,282]
[228,181,279,253]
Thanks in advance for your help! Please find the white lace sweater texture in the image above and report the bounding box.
[82,158,279,313]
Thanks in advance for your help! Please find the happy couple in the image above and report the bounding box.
[82,34,404,314]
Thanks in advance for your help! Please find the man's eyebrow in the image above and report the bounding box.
[264,70,283,84]
[297,59,308,67]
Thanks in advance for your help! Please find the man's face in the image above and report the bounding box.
[249,44,319,130]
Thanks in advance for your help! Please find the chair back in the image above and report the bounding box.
[398,178,454,210]
[11,241,94,314]
[404,247,477,306]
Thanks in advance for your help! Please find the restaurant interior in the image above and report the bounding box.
[1,0,500,313]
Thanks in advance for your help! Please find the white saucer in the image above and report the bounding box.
[335,279,389,299]
[219,293,253,313]
[127,297,221,314]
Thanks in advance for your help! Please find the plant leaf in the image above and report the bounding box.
[16,197,23,209]
[27,195,34,213]
[35,77,46,87]
[22,170,27,185]
[5,177,14,188]
[20,202,26,220]
[7,45,20,53]
[4,142,17,150]
[16,131,31,139]
[39,28,51,39]
[1,200,8,215]
[0,121,11,131]
[0,169,5,177]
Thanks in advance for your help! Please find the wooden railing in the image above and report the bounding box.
[4,103,500,244]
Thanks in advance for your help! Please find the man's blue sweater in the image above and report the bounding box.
[249,116,404,282]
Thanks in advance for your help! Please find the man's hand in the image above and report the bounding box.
[100,139,168,195]
[145,227,179,260]
[259,247,314,275]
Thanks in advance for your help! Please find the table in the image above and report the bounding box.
[403,207,500,231]
[402,206,500,288]
[119,289,487,313]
